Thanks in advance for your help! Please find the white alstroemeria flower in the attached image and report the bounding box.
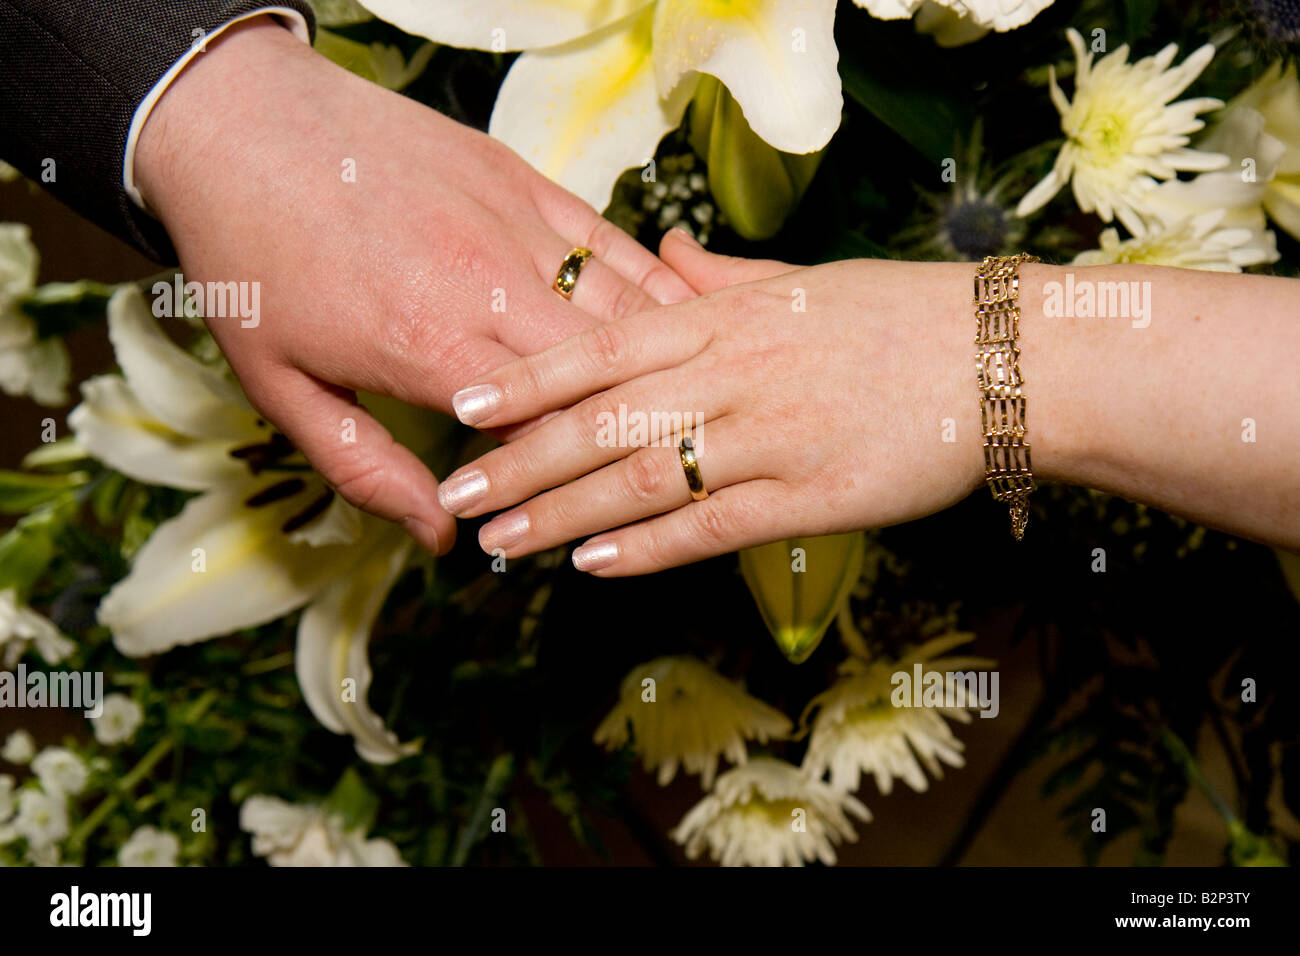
[72,286,431,764]
[90,694,145,746]
[0,588,74,668]
[1,729,36,765]
[671,757,871,867]
[802,634,986,795]
[1228,61,1300,242]
[240,795,407,867]
[12,788,68,848]
[31,747,89,796]
[1017,29,1227,232]
[594,655,792,788]
[860,0,1052,46]
[118,826,180,867]
[1072,210,1275,272]
[0,223,70,406]
[360,0,843,212]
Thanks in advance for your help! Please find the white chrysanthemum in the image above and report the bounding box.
[91,694,144,746]
[1017,29,1227,231]
[1072,210,1274,272]
[594,656,792,788]
[0,223,70,406]
[118,826,180,867]
[12,788,68,848]
[0,588,74,668]
[802,633,987,795]
[30,747,89,796]
[239,795,406,867]
[671,757,871,867]
[1,729,36,765]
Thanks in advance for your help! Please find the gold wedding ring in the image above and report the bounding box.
[679,436,709,501]
[553,247,594,299]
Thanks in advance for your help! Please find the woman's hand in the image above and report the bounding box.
[435,232,989,574]
[135,16,695,555]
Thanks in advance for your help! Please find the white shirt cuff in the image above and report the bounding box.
[123,7,312,211]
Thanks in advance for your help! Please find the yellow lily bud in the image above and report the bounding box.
[740,532,865,664]
[689,76,824,241]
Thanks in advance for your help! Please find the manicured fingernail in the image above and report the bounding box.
[402,516,441,555]
[453,384,502,425]
[479,510,530,552]
[438,469,488,514]
[572,540,618,572]
[671,227,700,247]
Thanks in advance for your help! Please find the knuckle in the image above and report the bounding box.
[604,279,647,322]
[328,456,391,513]
[583,322,629,373]
[622,450,668,504]
[693,500,733,546]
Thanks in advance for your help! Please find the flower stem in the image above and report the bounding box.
[69,689,220,850]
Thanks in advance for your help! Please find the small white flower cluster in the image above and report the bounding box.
[0,745,87,865]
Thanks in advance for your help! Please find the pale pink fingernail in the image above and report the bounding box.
[572,540,618,572]
[438,469,488,514]
[479,510,530,552]
[453,384,502,425]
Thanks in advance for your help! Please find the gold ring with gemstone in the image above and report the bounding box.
[679,436,708,501]
[553,247,594,299]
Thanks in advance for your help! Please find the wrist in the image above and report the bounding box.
[134,14,322,223]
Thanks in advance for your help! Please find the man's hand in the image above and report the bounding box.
[135,16,694,554]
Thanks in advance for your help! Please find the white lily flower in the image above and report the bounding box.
[240,794,407,866]
[1228,61,1300,242]
[118,826,181,867]
[1016,29,1227,232]
[361,0,844,211]
[74,286,432,764]
[0,223,70,406]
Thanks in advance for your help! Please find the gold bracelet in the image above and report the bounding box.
[974,253,1039,540]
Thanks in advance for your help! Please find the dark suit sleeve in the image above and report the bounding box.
[0,1,316,262]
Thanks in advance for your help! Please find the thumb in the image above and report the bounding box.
[251,367,456,555]
[659,228,795,294]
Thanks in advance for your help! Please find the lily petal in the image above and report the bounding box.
[68,375,251,491]
[652,0,842,154]
[101,478,356,656]
[296,524,419,764]
[107,287,263,443]
[359,0,648,51]
[489,6,692,211]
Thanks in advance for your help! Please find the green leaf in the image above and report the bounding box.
[19,280,115,338]
[450,753,514,866]
[323,767,381,833]
[839,54,969,167]
[0,469,89,514]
